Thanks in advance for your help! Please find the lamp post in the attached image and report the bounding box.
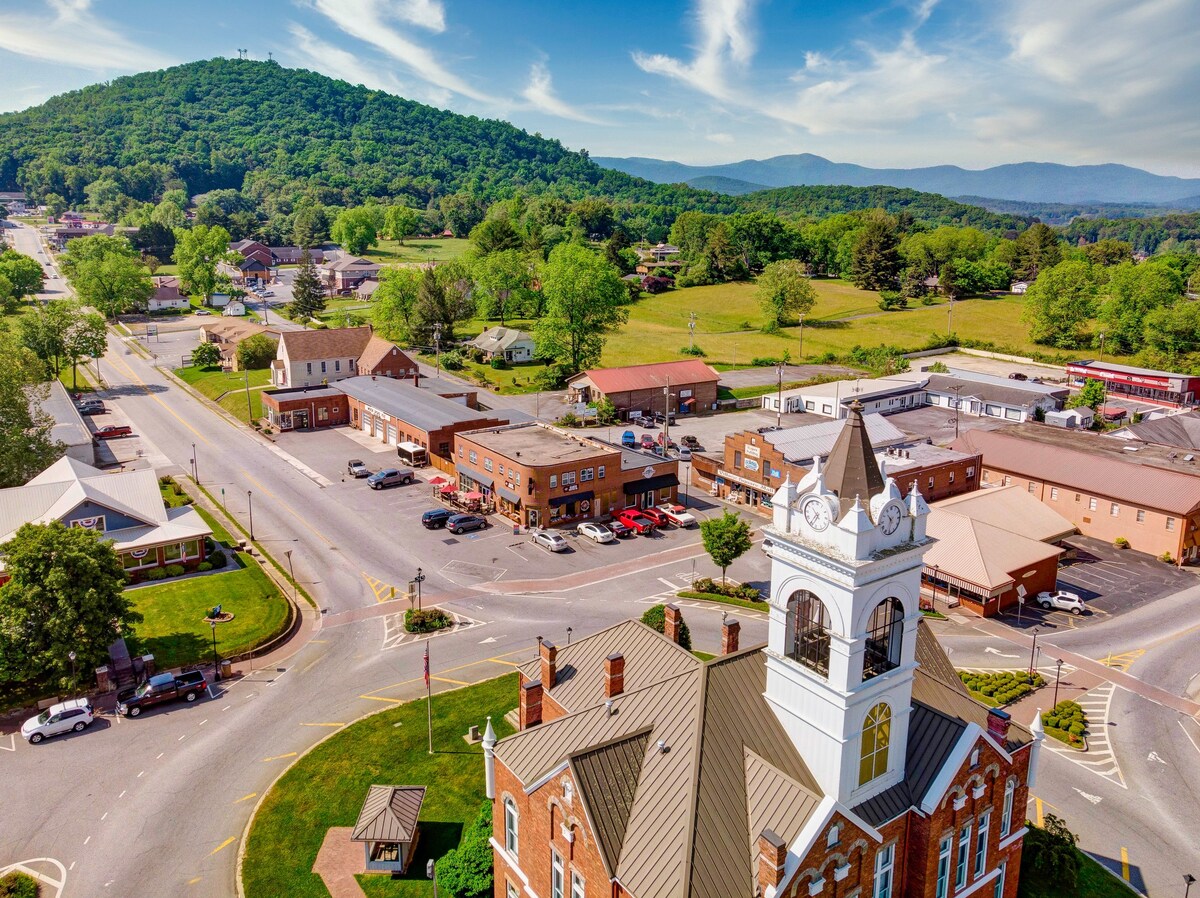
[210,618,220,681]
[191,442,198,484]
[1028,628,1040,677]
[1098,332,1109,410]
[928,565,940,610]
[433,323,442,377]
[284,549,297,604]
[566,626,573,646]
[1053,658,1064,707]
[1184,873,1195,898]
[414,567,426,611]
[244,365,254,424]
[776,362,785,430]
[247,490,254,541]
[947,298,954,336]
[68,650,77,694]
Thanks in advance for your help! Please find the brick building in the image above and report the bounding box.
[485,404,1040,898]
[454,423,679,529]
[952,427,1200,563]
[567,359,721,419]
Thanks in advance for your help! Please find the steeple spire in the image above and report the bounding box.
[823,400,884,518]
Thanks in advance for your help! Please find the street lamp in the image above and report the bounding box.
[1184,874,1195,898]
[414,567,426,611]
[566,626,573,645]
[284,549,297,604]
[68,650,77,694]
[433,323,442,377]
[1028,628,1040,677]
[1053,658,1064,707]
[191,442,198,484]
[247,490,254,541]
[209,618,220,681]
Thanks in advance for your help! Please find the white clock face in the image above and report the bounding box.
[803,497,832,531]
[879,503,902,535]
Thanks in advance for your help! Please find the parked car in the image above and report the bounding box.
[531,529,569,552]
[657,503,697,527]
[679,435,703,451]
[656,433,678,450]
[76,400,105,416]
[116,671,207,718]
[346,459,370,478]
[615,508,656,534]
[639,434,656,450]
[93,424,132,440]
[194,309,211,316]
[621,430,637,449]
[607,519,635,538]
[421,508,453,529]
[1036,590,1087,615]
[679,448,692,461]
[367,467,415,489]
[638,506,672,527]
[21,699,94,744]
[260,290,274,297]
[1008,372,1028,381]
[652,411,676,425]
[447,513,488,534]
[576,522,615,543]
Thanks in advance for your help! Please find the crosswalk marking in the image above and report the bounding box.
[381,609,485,650]
[1042,681,1126,789]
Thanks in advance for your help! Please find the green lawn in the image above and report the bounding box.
[57,364,96,393]
[1018,847,1137,898]
[177,365,270,420]
[363,237,472,265]
[130,559,290,671]
[243,673,516,898]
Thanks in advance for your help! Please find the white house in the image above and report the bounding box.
[766,376,927,418]
[222,300,247,317]
[915,370,1066,423]
[206,292,232,309]
[468,326,536,363]
[147,276,190,313]
[1011,281,1030,294]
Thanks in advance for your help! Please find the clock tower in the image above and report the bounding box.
[764,402,932,805]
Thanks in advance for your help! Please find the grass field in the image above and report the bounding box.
[177,365,270,419]
[242,674,515,898]
[363,237,471,265]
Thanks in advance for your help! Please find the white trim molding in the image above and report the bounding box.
[998,826,1029,852]
[952,867,1000,898]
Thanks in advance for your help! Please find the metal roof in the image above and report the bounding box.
[933,484,1076,543]
[337,377,498,433]
[1111,411,1200,450]
[570,359,719,395]
[823,403,885,518]
[570,729,651,877]
[923,373,1062,407]
[1067,358,1195,380]
[925,512,1063,591]
[763,413,907,464]
[350,786,425,842]
[951,428,1200,515]
[470,326,534,353]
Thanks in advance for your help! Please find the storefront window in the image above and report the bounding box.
[162,543,183,562]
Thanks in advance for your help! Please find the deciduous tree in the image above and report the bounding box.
[383,204,420,244]
[173,224,233,301]
[533,243,627,373]
[330,206,380,255]
[1096,261,1183,353]
[372,267,422,343]
[473,249,535,325]
[757,259,817,331]
[236,333,278,370]
[699,511,752,584]
[0,332,61,488]
[1021,260,1097,348]
[59,234,153,319]
[0,250,46,304]
[190,340,221,368]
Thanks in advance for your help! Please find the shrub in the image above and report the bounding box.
[0,871,40,898]
[1068,721,1086,736]
[197,561,213,572]
[207,550,227,569]
[405,608,451,633]
[751,356,783,366]
[680,345,707,357]
[926,360,950,373]
[1021,815,1080,890]
[439,349,464,371]
[145,568,168,581]
[1160,551,1175,564]
[1114,536,1130,549]
[489,357,509,369]
[640,603,692,650]
[165,564,185,578]
[558,411,579,427]
[435,801,493,898]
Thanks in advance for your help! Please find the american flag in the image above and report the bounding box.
[423,644,430,688]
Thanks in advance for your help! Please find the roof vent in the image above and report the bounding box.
[604,700,614,717]
[1187,455,1195,462]
[657,740,669,754]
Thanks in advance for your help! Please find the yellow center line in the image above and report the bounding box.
[487,659,522,668]
[300,722,346,727]
[262,752,299,762]
[1035,797,1045,827]
[233,793,258,804]
[188,877,202,885]
[209,837,236,857]
[240,468,335,547]
[1120,846,1130,880]
[302,656,325,673]
[359,695,405,703]
[105,345,212,445]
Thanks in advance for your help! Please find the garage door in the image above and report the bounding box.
[362,414,372,435]
[373,418,383,439]
[386,424,398,445]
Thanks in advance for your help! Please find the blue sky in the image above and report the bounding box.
[1,0,1198,176]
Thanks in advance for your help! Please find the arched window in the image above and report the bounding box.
[1000,778,1016,836]
[859,703,892,786]
[863,599,904,681]
[504,797,519,858]
[787,591,831,676]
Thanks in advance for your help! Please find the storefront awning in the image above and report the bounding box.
[496,486,521,505]
[455,462,494,489]
[623,473,679,495]
[549,490,594,508]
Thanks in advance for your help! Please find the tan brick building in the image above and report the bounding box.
[454,423,679,529]
[566,359,721,419]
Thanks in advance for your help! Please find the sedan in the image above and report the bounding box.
[639,434,656,450]
[94,424,132,439]
[531,530,570,552]
[576,522,615,543]
[447,513,488,534]
[77,401,106,416]
[346,459,370,478]
[1036,590,1086,615]
[638,506,672,527]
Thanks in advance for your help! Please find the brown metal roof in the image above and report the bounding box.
[933,484,1077,543]
[570,359,720,396]
[279,326,374,362]
[915,619,968,691]
[350,786,425,842]
[823,401,885,517]
[743,748,823,875]
[925,513,1064,591]
[951,428,1200,515]
[517,620,700,713]
[569,729,651,877]
[357,335,414,373]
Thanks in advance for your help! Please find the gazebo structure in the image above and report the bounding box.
[351,785,425,874]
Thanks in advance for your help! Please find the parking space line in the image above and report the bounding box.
[262,752,298,762]
[233,793,258,804]
[209,837,236,857]
[430,675,470,686]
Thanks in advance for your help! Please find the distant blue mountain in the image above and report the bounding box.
[593,153,1200,205]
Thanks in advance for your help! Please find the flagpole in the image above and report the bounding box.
[425,643,433,754]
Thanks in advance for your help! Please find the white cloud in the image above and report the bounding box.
[706,132,735,144]
[520,62,603,124]
[0,0,174,72]
[283,24,410,95]
[632,0,757,101]
[307,0,497,103]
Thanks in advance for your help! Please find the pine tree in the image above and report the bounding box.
[850,214,902,291]
[289,248,326,321]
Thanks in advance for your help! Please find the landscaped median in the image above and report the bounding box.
[676,577,768,612]
[241,673,516,898]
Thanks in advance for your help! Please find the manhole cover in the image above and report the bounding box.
[442,538,459,545]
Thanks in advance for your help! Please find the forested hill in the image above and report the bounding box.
[0,57,731,214]
[737,185,1033,232]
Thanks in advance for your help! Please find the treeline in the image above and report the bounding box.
[1060,212,1200,254]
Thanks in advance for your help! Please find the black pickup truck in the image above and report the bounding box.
[116,670,207,717]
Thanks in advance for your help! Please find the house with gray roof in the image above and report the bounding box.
[468,326,536,363]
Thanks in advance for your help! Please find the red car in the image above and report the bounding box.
[93,425,133,440]
[638,506,672,527]
[639,434,656,450]
[615,508,656,534]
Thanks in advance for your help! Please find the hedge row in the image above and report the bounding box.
[958,670,1045,706]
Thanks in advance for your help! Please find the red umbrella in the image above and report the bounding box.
[439,483,456,494]
[463,491,484,501]
[428,476,447,487]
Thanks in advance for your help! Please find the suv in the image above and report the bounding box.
[1036,590,1087,615]
[117,671,207,717]
[421,508,453,529]
[367,467,415,489]
[77,399,106,416]
[639,434,656,450]
[447,513,488,534]
[21,699,95,744]
[621,430,637,449]
[679,435,702,451]
[347,459,370,478]
[615,508,656,534]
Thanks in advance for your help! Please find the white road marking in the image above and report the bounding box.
[984,647,1020,658]
[69,862,75,871]
[155,753,164,760]
[118,791,126,798]
[658,577,678,590]
[177,735,187,741]
[1178,719,1200,759]
[479,636,497,644]
[1072,788,1102,804]
[222,705,232,711]
[1148,751,1167,764]
[0,734,15,752]
[199,719,208,726]
[83,837,90,846]
[137,770,145,778]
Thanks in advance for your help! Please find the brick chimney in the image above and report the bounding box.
[722,618,741,654]
[756,829,787,895]
[987,707,1011,742]
[604,653,625,698]
[540,640,558,690]
[664,604,682,644]
[519,680,543,729]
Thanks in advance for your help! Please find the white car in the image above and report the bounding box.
[22,698,94,744]
[531,529,569,552]
[657,503,697,527]
[194,309,211,316]
[1036,590,1086,615]
[576,522,615,543]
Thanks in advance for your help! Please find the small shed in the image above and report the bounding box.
[1011,281,1030,294]
[222,300,247,317]
[1045,407,1094,429]
[351,785,425,874]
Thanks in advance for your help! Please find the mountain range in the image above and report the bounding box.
[593,154,1200,206]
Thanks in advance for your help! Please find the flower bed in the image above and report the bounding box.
[957,670,1044,707]
[405,608,451,633]
[1041,699,1088,748]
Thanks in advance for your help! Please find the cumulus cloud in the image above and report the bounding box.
[632,0,757,101]
[521,62,604,124]
[283,24,411,96]
[0,0,174,71]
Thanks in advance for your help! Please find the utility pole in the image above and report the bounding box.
[244,365,254,423]
[798,312,805,361]
[662,376,672,449]
[688,312,697,351]
[776,362,784,429]
[953,385,962,439]
[433,323,442,377]
[947,298,954,336]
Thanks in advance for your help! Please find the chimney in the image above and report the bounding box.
[987,707,1011,742]
[604,653,625,697]
[540,640,558,690]
[756,829,788,895]
[414,371,420,388]
[664,604,682,644]
[519,680,543,729]
[722,618,741,654]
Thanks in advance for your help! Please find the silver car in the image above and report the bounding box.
[531,529,570,552]
[576,522,615,543]
[22,698,94,744]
